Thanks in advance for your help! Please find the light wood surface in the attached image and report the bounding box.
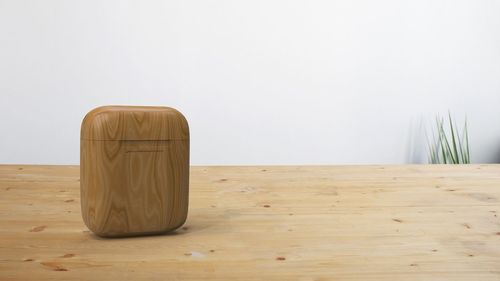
[81,106,189,237]
[1,165,499,280]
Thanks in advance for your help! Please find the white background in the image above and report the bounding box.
[1,0,499,165]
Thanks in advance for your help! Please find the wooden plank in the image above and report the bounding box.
[0,164,499,280]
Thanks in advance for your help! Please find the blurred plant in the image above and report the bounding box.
[428,113,470,164]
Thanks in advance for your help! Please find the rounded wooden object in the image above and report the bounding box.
[80,106,189,237]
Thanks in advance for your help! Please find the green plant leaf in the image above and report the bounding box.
[448,112,459,164]
[427,113,470,164]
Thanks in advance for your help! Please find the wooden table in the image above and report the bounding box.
[1,165,499,280]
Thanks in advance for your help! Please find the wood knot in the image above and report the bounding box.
[41,261,68,271]
[30,225,47,232]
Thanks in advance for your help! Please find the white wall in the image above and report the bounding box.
[1,0,500,165]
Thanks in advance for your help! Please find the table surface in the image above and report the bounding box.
[0,165,499,280]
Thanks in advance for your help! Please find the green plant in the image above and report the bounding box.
[428,113,470,164]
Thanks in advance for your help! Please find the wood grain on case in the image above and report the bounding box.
[81,106,189,140]
[80,106,189,237]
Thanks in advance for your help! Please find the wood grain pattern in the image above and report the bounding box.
[80,106,189,237]
[1,165,500,280]
[81,106,189,140]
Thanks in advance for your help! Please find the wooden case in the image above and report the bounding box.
[80,106,189,237]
